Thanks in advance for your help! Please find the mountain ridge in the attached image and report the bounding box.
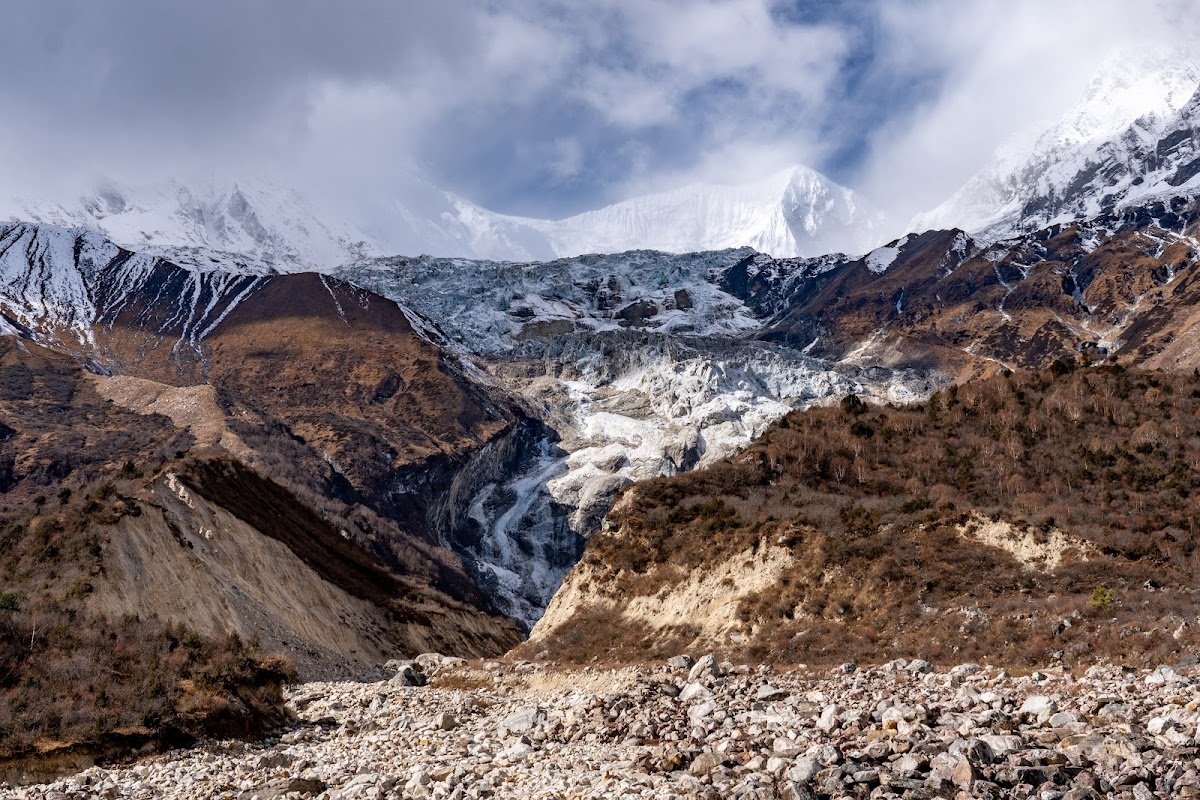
[4,165,882,268]
[914,46,1200,239]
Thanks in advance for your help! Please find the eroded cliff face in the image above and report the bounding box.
[90,471,518,679]
[0,261,529,678]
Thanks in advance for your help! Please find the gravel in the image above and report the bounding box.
[8,655,1200,799]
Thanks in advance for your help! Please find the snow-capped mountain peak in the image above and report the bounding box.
[5,164,883,269]
[1054,45,1200,148]
[914,45,1200,239]
[9,176,385,273]
[528,165,882,259]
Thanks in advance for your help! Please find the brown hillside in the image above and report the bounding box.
[0,327,521,760]
[527,364,1200,669]
[765,197,1200,377]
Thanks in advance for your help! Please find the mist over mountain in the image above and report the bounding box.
[5,164,882,266]
[913,46,1200,239]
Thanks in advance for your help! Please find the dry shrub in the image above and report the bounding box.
[550,365,1200,668]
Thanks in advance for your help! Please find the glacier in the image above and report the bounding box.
[338,248,941,626]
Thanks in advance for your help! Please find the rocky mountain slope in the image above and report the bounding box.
[766,195,1200,377]
[915,46,1200,240]
[528,366,1200,669]
[0,221,528,682]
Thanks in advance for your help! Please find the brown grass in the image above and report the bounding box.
[539,365,1200,668]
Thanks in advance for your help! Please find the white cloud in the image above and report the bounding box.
[856,0,1200,230]
[545,138,586,182]
[1,0,1199,229]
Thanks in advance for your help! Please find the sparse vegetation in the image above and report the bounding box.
[0,340,294,761]
[540,365,1200,668]
[0,614,294,758]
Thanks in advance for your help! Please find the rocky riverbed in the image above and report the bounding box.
[8,655,1200,799]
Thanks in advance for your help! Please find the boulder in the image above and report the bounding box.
[499,707,545,738]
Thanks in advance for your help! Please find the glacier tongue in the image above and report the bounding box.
[339,248,940,625]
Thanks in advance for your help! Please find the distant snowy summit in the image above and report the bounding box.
[6,177,381,273]
[3,165,882,269]
[915,45,1200,239]
[524,166,882,259]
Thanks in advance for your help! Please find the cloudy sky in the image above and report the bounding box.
[1,0,1197,223]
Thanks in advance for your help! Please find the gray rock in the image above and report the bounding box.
[666,655,694,671]
[503,741,534,760]
[253,752,293,770]
[688,654,721,682]
[415,653,464,673]
[1050,711,1081,727]
[773,737,806,758]
[689,752,722,777]
[950,737,996,765]
[389,664,425,687]
[782,781,818,800]
[687,700,717,722]
[788,757,823,784]
[978,734,1024,758]
[756,684,788,701]
[816,704,840,733]
[499,706,545,737]
[1019,695,1057,720]
[811,743,842,766]
[1146,664,1180,685]
[893,754,925,776]
[765,756,790,775]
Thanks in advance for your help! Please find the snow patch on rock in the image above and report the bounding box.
[865,236,910,274]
